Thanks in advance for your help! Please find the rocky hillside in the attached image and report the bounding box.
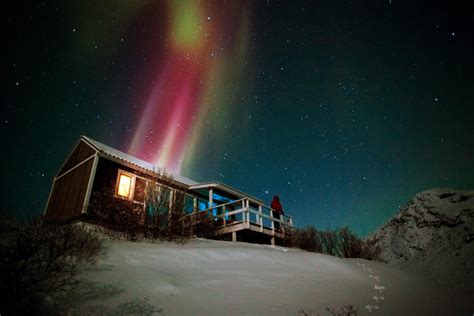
[371,188,474,292]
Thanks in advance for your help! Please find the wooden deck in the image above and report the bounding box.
[184,199,293,245]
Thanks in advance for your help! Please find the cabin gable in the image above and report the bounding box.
[45,139,98,221]
[57,139,96,177]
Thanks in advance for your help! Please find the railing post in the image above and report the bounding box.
[245,200,250,226]
[223,205,226,227]
[209,189,213,212]
[241,199,247,223]
[271,209,275,234]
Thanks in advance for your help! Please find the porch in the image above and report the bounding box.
[185,182,294,245]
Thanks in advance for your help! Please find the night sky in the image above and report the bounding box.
[2,0,473,237]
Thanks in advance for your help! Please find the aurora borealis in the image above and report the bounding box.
[2,0,474,236]
[128,1,250,174]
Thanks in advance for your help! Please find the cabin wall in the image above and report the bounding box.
[86,158,190,222]
[45,138,195,223]
[87,158,147,220]
[45,156,94,221]
[58,141,95,176]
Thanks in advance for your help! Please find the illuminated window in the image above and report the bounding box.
[115,170,136,200]
[117,174,132,198]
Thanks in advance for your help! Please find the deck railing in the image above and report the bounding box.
[183,198,293,234]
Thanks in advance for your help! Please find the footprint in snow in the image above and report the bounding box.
[373,295,385,303]
[369,275,379,282]
[374,284,385,292]
[365,305,379,312]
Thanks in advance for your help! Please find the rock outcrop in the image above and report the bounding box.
[371,188,474,291]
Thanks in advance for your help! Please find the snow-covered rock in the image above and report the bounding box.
[371,188,474,292]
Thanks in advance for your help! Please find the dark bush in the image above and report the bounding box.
[327,304,359,315]
[359,237,382,261]
[290,226,322,253]
[338,227,362,258]
[319,229,341,257]
[298,305,358,316]
[88,183,145,242]
[143,184,191,242]
[187,211,220,239]
[0,217,104,315]
[289,225,381,260]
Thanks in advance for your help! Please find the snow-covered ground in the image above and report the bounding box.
[70,238,473,315]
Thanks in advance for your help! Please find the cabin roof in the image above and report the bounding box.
[81,136,198,186]
[189,182,266,205]
[79,136,265,205]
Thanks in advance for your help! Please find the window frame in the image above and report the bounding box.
[114,169,136,201]
[114,168,196,210]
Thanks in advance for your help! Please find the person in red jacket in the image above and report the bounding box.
[271,195,284,230]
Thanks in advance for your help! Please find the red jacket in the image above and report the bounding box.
[271,196,283,214]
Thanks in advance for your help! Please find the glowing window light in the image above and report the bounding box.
[117,174,132,198]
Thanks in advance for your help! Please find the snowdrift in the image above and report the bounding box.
[69,238,472,315]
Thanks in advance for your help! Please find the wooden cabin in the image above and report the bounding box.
[44,136,293,245]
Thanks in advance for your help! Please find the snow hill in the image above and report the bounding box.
[371,188,474,293]
[68,238,472,315]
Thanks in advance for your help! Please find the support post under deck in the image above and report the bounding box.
[232,231,237,242]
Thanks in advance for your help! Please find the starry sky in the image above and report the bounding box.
[2,0,473,237]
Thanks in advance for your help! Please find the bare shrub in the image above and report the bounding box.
[338,227,362,258]
[291,226,322,252]
[144,182,189,241]
[359,237,382,261]
[319,229,341,257]
[141,172,218,241]
[88,182,144,241]
[188,210,220,238]
[0,216,104,315]
[290,225,381,261]
[298,308,312,315]
[327,304,358,315]
[337,227,381,260]
[298,305,358,316]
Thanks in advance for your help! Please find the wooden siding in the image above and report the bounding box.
[58,140,96,176]
[91,158,151,201]
[45,157,94,221]
[87,158,154,221]
[87,157,192,222]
